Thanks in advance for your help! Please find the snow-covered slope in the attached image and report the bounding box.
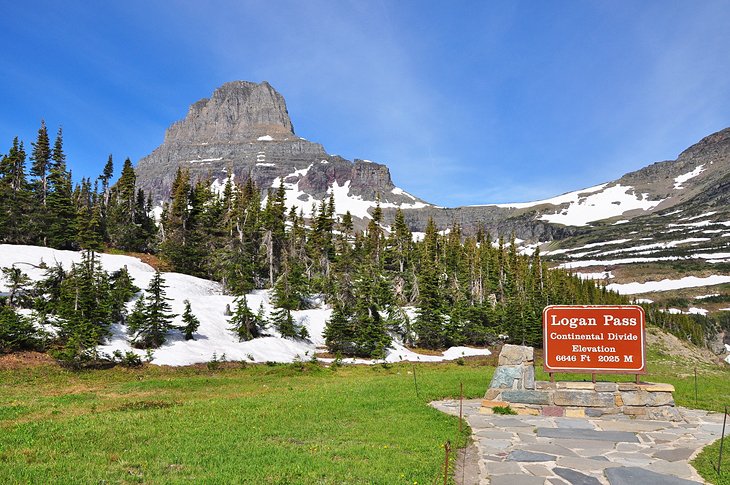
[0,245,489,366]
[479,183,664,227]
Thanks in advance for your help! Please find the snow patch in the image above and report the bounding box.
[634,298,654,304]
[539,184,665,226]
[674,164,705,189]
[607,275,730,295]
[210,173,235,196]
[187,157,223,163]
[576,271,613,281]
[257,135,274,141]
[488,184,608,209]
[543,239,632,256]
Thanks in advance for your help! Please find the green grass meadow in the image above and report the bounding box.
[0,360,484,484]
[1,349,729,484]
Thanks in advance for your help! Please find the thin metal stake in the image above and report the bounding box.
[694,368,698,406]
[459,382,464,434]
[718,406,727,477]
[443,440,451,485]
[412,363,420,399]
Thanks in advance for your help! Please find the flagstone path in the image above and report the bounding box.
[432,399,726,485]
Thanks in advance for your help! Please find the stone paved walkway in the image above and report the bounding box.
[432,399,726,485]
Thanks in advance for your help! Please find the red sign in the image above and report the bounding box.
[543,305,646,374]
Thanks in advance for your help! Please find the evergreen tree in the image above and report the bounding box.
[324,259,392,358]
[179,299,200,340]
[0,137,31,243]
[128,271,176,349]
[228,295,264,341]
[0,306,39,353]
[1,266,32,308]
[30,121,51,207]
[107,158,153,251]
[159,168,195,270]
[270,256,309,339]
[323,303,355,355]
[108,266,139,323]
[413,263,446,349]
[55,250,113,348]
[46,128,77,249]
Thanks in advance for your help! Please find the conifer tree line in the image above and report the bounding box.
[0,122,156,252]
[0,124,719,360]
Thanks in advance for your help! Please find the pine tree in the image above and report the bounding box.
[30,120,51,229]
[99,155,114,203]
[228,295,264,341]
[1,267,32,308]
[414,262,445,349]
[108,266,139,323]
[324,258,392,358]
[128,271,176,349]
[159,168,194,270]
[107,158,152,251]
[323,303,355,354]
[56,250,113,344]
[0,137,31,244]
[0,306,39,353]
[46,128,77,249]
[179,299,200,340]
[270,256,309,339]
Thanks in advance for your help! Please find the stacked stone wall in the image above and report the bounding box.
[482,344,681,421]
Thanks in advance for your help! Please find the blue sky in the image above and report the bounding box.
[2,1,730,206]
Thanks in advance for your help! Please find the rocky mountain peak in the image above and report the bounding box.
[135,81,431,223]
[164,80,295,145]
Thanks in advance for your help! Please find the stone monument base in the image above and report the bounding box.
[483,344,681,421]
[482,380,681,421]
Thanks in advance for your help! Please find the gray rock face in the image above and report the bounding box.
[135,81,429,223]
[165,81,295,144]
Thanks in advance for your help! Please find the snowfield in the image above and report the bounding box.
[673,164,705,189]
[0,245,490,366]
[606,275,730,295]
[486,183,664,226]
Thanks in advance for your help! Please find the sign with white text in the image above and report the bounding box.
[543,305,646,374]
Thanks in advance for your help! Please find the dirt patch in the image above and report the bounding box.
[646,327,721,365]
[0,351,57,370]
[101,249,171,272]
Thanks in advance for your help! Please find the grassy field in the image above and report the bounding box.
[693,434,730,485]
[1,348,729,484]
[0,359,483,484]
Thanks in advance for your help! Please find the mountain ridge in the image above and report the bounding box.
[135,81,730,244]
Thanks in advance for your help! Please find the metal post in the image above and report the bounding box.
[443,440,451,485]
[635,374,640,384]
[694,368,698,406]
[550,372,554,383]
[718,406,727,476]
[591,373,596,384]
[459,382,464,434]
[412,363,420,399]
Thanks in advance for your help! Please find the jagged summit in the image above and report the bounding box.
[135,81,431,220]
[164,81,295,144]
